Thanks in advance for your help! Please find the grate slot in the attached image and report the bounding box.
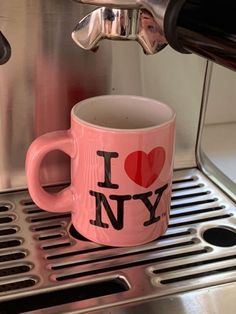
[0,227,17,237]
[24,208,44,214]
[51,240,198,270]
[29,213,70,223]
[42,242,72,250]
[172,177,197,184]
[157,230,192,240]
[171,198,218,209]
[170,206,225,218]
[37,233,64,241]
[154,254,236,274]
[0,216,15,224]
[21,200,35,206]
[169,214,232,228]
[160,266,236,284]
[172,184,203,192]
[0,278,129,313]
[171,191,210,201]
[47,246,114,260]
[55,249,208,281]
[0,265,31,278]
[0,205,11,212]
[47,234,195,261]
[31,224,64,232]
[0,278,37,293]
[0,252,26,263]
[0,239,22,249]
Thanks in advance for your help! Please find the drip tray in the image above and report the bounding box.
[0,168,236,313]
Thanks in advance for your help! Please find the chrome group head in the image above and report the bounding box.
[72,0,171,54]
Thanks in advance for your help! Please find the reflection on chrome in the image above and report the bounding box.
[72,7,167,54]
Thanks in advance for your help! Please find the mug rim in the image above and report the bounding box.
[71,95,176,132]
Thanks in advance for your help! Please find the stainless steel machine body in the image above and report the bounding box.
[0,0,206,191]
[0,0,235,313]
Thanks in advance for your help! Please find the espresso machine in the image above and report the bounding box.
[0,0,236,313]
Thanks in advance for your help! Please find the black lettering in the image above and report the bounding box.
[89,190,131,230]
[133,184,168,226]
[97,151,119,189]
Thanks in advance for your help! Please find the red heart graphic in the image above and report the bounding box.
[124,147,165,188]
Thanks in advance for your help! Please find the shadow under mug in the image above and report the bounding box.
[26,95,176,247]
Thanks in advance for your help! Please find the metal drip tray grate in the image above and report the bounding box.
[0,168,236,313]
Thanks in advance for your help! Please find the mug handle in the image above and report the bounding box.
[25,130,76,212]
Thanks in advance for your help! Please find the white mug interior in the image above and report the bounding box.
[72,95,175,130]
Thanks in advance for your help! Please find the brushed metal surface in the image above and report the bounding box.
[0,169,236,313]
[0,0,207,192]
[0,0,113,190]
[91,283,236,314]
[198,63,236,202]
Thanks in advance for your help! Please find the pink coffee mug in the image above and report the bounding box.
[26,95,176,247]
